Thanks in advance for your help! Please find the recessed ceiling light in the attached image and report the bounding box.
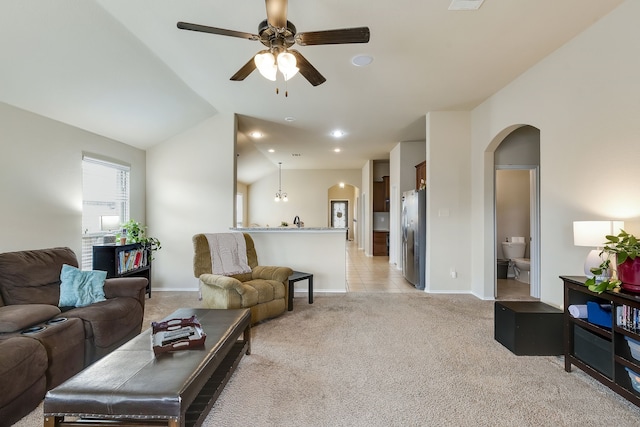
[334,148,341,153]
[284,116,296,122]
[268,149,275,153]
[448,0,484,11]
[249,131,263,138]
[330,130,345,138]
[352,55,373,67]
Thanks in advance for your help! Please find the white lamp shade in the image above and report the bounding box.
[573,220,624,247]
[277,52,299,81]
[255,52,277,81]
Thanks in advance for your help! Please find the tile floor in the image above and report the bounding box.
[345,240,421,293]
[496,278,537,301]
[345,240,537,300]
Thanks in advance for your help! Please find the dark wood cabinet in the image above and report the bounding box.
[415,161,426,190]
[563,275,640,407]
[93,243,151,297]
[373,231,388,256]
[373,176,390,212]
[382,175,389,203]
[373,181,386,212]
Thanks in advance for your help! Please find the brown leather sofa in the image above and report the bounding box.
[0,247,148,426]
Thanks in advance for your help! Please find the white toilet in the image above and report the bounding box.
[501,238,530,284]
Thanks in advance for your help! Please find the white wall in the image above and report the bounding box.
[146,113,236,291]
[399,141,425,194]
[389,144,401,267]
[361,161,372,255]
[469,0,640,306]
[0,102,146,257]
[390,141,426,269]
[247,169,361,229]
[426,112,471,293]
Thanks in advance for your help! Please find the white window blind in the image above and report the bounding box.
[81,155,130,269]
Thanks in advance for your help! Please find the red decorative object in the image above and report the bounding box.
[619,258,640,293]
[151,315,206,355]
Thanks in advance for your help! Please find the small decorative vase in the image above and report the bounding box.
[619,258,640,293]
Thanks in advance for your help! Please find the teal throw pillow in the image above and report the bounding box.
[59,264,107,307]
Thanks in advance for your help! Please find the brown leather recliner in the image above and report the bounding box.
[193,233,292,324]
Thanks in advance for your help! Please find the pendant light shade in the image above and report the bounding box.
[254,50,299,82]
[277,51,299,81]
[254,52,277,81]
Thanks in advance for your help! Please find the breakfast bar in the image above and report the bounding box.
[232,227,347,294]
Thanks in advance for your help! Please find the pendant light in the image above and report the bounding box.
[274,162,288,202]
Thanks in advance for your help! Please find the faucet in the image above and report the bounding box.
[293,216,301,228]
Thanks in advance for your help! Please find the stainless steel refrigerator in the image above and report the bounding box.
[402,189,426,289]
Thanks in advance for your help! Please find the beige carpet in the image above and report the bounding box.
[14,293,640,426]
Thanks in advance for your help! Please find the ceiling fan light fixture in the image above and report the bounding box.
[277,51,299,81]
[255,52,277,81]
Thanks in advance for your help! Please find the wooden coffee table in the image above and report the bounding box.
[43,308,250,427]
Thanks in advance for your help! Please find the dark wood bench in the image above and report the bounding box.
[43,308,251,427]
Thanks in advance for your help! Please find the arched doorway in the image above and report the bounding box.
[493,125,541,300]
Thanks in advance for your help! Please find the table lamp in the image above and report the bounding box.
[573,220,624,279]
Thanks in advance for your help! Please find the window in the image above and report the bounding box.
[81,155,130,269]
[236,193,244,228]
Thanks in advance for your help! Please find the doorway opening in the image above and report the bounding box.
[328,183,357,242]
[495,167,540,300]
[331,200,349,228]
[331,200,349,241]
[493,125,540,300]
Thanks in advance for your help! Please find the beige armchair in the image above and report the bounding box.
[192,233,293,324]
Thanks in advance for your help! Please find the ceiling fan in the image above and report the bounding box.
[177,0,370,87]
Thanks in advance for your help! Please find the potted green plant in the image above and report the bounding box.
[118,219,162,258]
[585,230,640,293]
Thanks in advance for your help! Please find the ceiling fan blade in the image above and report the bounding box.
[290,50,326,86]
[295,27,370,46]
[177,22,258,41]
[230,54,260,81]
[265,0,287,29]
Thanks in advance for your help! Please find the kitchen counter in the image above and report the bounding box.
[230,227,347,293]
[232,227,343,232]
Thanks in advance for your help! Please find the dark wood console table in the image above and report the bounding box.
[563,275,640,408]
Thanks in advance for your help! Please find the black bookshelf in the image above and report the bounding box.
[93,243,151,297]
[563,275,640,407]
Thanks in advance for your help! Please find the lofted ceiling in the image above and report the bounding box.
[0,1,623,184]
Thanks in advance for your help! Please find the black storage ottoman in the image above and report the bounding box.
[494,301,563,356]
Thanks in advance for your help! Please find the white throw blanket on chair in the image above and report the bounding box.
[205,233,252,276]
